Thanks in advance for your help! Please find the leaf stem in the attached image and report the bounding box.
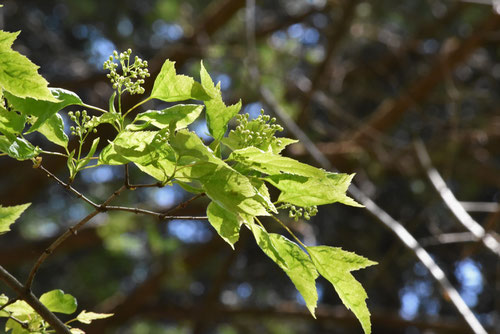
[271,215,307,249]
[81,103,107,114]
[123,96,152,118]
[41,150,68,158]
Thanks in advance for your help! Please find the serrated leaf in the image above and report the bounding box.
[132,104,203,130]
[230,147,325,177]
[0,30,57,102]
[207,201,241,248]
[151,60,209,102]
[86,112,120,130]
[37,112,68,147]
[270,137,298,154]
[171,130,272,217]
[76,310,114,324]
[5,88,83,133]
[265,172,362,207]
[39,289,77,314]
[200,62,241,139]
[0,202,30,235]
[0,106,26,136]
[307,246,377,334]
[252,225,319,316]
[0,135,40,160]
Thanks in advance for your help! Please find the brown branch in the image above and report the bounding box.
[0,265,71,334]
[25,185,127,290]
[351,12,500,145]
[414,139,500,256]
[297,0,360,125]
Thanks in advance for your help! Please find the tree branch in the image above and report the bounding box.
[0,266,71,334]
[414,139,500,256]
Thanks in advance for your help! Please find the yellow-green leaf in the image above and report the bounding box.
[40,289,77,314]
[76,310,114,324]
[0,203,30,235]
[307,246,377,334]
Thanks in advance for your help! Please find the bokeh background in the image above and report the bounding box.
[1,0,499,333]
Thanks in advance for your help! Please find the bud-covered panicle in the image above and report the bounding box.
[103,49,150,95]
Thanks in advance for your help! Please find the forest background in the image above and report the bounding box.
[0,0,499,333]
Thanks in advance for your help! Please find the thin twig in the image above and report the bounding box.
[414,139,500,256]
[25,185,127,289]
[420,232,477,247]
[164,193,205,215]
[0,266,71,334]
[104,205,207,220]
[8,315,29,329]
[38,164,99,209]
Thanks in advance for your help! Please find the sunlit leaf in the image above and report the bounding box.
[230,147,325,177]
[307,246,377,334]
[37,112,68,148]
[132,104,203,130]
[151,60,209,102]
[252,224,319,316]
[5,88,83,133]
[207,201,241,248]
[0,202,30,235]
[0,106,26,136]
[200,61,241,139]
[0,30,58,102]
[76,310,114,324]
[266,172,362,207]
[39,289,77,314]
[0,135,40,160]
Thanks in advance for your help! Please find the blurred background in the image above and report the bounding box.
[0,0,499,333]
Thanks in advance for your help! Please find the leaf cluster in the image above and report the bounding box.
[0,30,377,333]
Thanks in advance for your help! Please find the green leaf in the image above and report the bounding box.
[270,137,298,154]
[230,147,325,177]
[2,300,34,317]
[70,329,86,334]
[131,104,203,130]
[39,289,77,314]
[0,30,57,102]
[5,88,83,133]
[76,310,114,324]
[0,136,40,160]
[6,317,31,334]
[252,225,319,316]
[207,201,241,249]
[0,202,30,235]
[0,106,26,136]
[151,60,209,102]
[265,172,362,207]
[307,246,377,334]
[37,112,68,147]
[170,130,273,217]
[76,137,100,171]
[200,61,241,139]
[86,112,120,130]
[0,294,9,317]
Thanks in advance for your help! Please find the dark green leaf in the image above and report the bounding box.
[0,203,30,235]
[307,246,377,334]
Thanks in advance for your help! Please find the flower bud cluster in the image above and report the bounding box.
[68,110,96,138]
[103,49,150,95]
[278,203,318,221]
[231,110,284,148]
